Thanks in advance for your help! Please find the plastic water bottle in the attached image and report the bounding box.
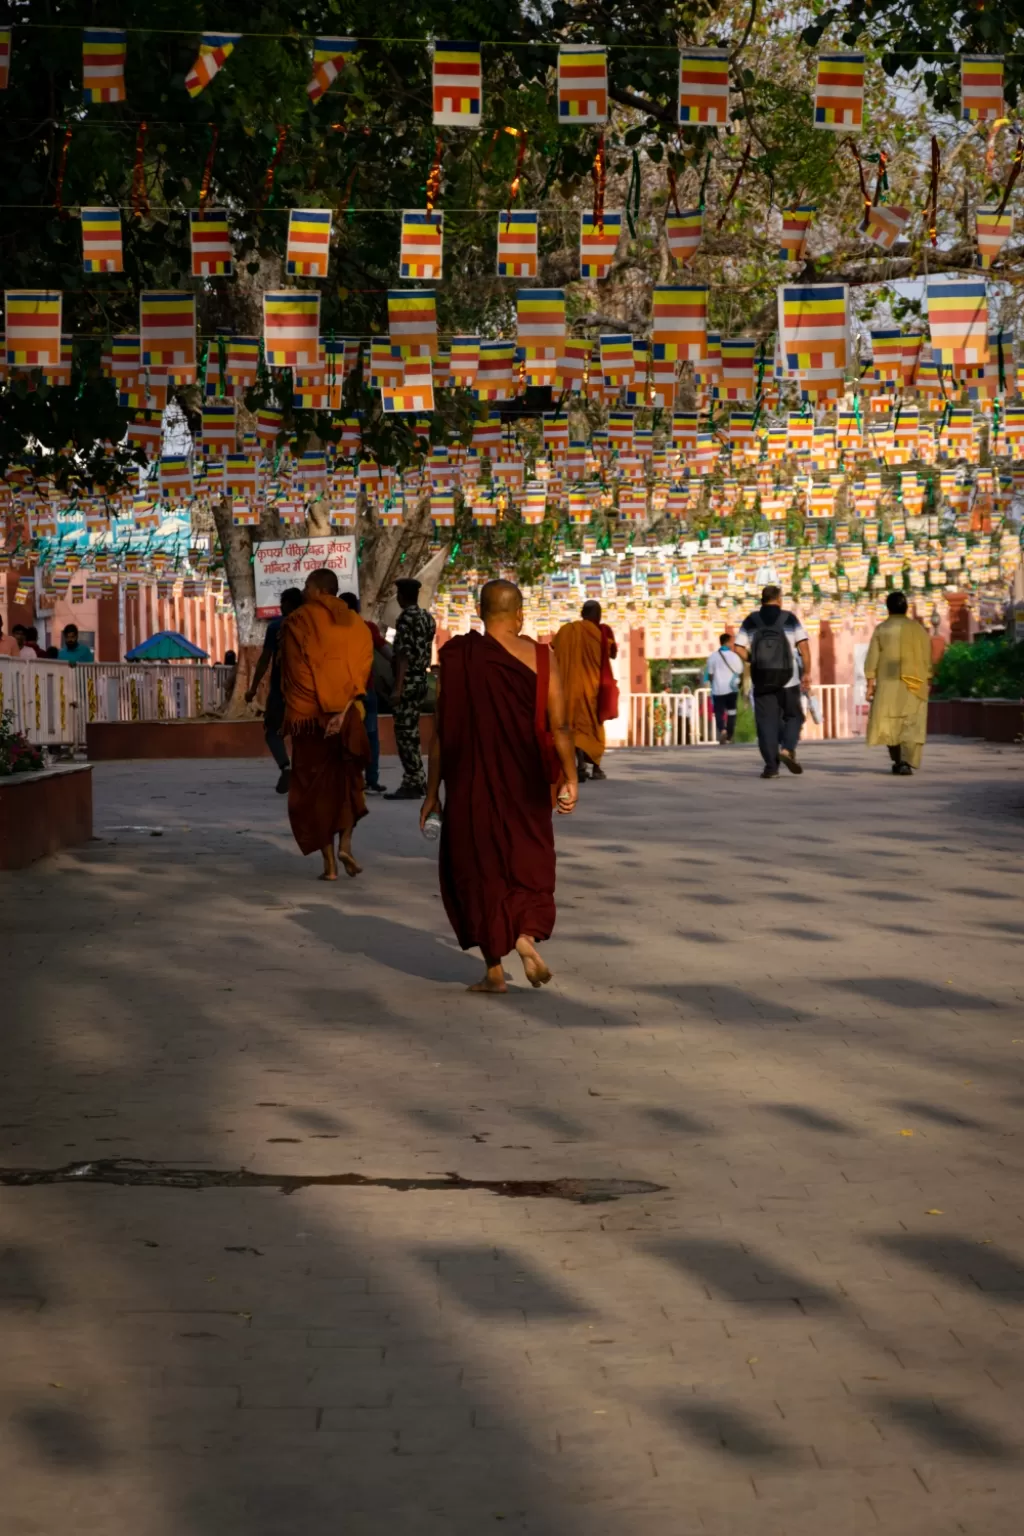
[422,811,442,841]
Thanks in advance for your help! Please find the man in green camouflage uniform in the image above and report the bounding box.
[385,577,436,800]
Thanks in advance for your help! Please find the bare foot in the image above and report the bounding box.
[468,964,507,994]
[339,852,362,878]
[318,870,339,881]
[515,936,552,988]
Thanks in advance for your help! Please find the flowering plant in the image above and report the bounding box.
[0,710,44,776]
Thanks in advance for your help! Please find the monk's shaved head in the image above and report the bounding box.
[582,600,602,623]
[480,579,523,621]
[305,568,339,596]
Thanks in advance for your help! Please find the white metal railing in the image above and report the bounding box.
[0,659,78,746]
[628,683,855,746]
[71,664,234,744]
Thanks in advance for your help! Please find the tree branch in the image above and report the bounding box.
[609,87,673,125]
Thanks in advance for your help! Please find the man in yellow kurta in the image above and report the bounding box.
[551,602,608,780]
[864,591,932,775]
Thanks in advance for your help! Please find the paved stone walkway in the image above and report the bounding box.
[2,739,1024,1535]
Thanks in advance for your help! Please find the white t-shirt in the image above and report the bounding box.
[704,648,744,695]
[736,608,808,690]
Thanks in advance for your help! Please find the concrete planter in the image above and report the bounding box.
[928,698,1024,743]
[0,763,93,869]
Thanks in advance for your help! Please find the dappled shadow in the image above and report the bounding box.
[650,1239,843,1311]
[668,1401,798,1461]
[290,904,482,985]
[763,1104,856,1135]
[643,1107,715,1136]
[14,1404,111,1468]
[872,1234,1024,1297]
[825,977,1002,1012]
[771,927,835,942]
[416,1244,591,1319]
[890,1100,988,1131]
[875,1397,1018,1460]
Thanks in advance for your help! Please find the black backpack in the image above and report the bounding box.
[748,610,793,691]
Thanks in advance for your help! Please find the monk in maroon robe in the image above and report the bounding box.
[421,580,578,993]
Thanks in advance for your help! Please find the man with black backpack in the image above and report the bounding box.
[732,585,812,779]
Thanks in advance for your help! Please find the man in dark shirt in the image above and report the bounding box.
[733,585,811,779]
[246,586,303,792]
[385,577,436,800]
[340,591,390,794]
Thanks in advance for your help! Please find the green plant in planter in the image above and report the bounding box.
[0,711,45,776]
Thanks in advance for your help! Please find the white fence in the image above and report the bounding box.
[629,684,856,747]
[0,659,78,746]
[71,664,233,745]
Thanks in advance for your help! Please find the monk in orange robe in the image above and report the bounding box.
[551,600,618,781]
[280,568,373,880]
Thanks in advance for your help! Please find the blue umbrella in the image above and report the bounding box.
[124,631,209,661]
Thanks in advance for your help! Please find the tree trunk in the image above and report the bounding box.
[212,496,270,717]
[357,494,438,621]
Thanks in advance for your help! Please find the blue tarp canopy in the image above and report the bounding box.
[124,631,209,661]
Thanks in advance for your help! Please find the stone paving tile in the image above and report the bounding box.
[1,740,1023,1534]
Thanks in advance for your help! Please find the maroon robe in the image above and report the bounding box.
[438,632,556,959]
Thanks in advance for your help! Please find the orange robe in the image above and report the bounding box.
[551,618,605,764]
[280,593,373,855]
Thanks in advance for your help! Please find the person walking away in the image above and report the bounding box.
[704,633,744,744]
[733,585,811,779]
[864,591,931,776]
[421,580,578,994]
[280,569,373,880]
[385,577,436,800]
[0,618,19,657]
[245,586,303,793]
[551,600,614,781]
[340,591,390,794]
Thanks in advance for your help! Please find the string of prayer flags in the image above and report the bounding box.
[580,210,621,278]
[497,211,538,277]
[651,285,707,362]
[0,29,10,91]
[81,208,123,272]
[813,52,864,131]
[140,292,196,378]
[432,42,482,127]
[516,289,566,358]
[865,203,909,250]
[5,291,62,370]
[82,28,126,103]
[388,290,438,357]
[665,209,703,267]
[677,48,730,125]
[717,338,757,401]
[557,45,607,124]
[185,33,240,98]
[927,277,988,369]
[778,285,848,375]
[779,207,814,262]
[286,209,332,277]
[263,291,321,368]
[400,211,444,279]
[383,357,435,414]
[976,207,1013,268]
[190,210,233,276]
[473,341,516,401]
[961,56,1003,121]
[307,37,357,103]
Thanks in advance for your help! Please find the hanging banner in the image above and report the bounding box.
[190,210,233,276]
[81,207,123,272]
[927,277,989,369]
[432,41,482,127]
[665,209,703,266]
[865,203,909,249]
[557,45,608,124]
[677,48,730,125]
[254,536,357,618]
[961,56,1004,121]
[778,206,814,262]
[976,207,1013,269]
[286,209,333,277]
[497,210,539,277]
[580,210,622,277]
[400,212,444,279]
[813,52,865,131]
[185,32,240,97]
[307,37,357,103]
[82,28,127,103]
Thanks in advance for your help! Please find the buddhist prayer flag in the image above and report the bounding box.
[190,210,233,276]
[450,336,480,386]
[580,210,621,278]
[516,289,566,355]
[5,291,62,370]
[399,212,444,280]
[226,336,259,389]
[600,335,634,385]
[870,329,904,381]
[0,30,10,92]
[383,357,434,414]
[779,206,814,262]
[159,455,193,503]
[388,290,437,357]
[368,340,404,388]
[263,290,320,368]
[81,208,123,272]
[432,41,482,127]
[555,340,590,390]
[140,291,196,375]
[665,209,703,267]
[927,277,988,368]
[651,285,707,362]
[201,401,236,456]
[557,45,607,124]
[473,342,516,401]
[961,56,1003,121]
[813,52,864,131]
[82,28,126,103]
[307,37,357,103]
[717,338,757,400]
[976,207,1013,269]
[286,209,332,278]
[778,285,848,375]
[677,48,730,125]
[185,33,240,98]
[497,211,538,277]
[865,203,909,250]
